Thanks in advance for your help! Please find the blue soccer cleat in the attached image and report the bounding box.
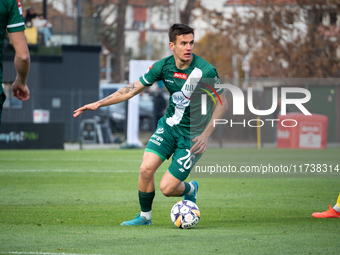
[120,214,152,226]
[183,180,199,204]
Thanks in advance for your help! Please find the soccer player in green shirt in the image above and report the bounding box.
[0,0,30,129]
[74,24,227,225]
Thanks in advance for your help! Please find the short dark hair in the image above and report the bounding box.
[168,24,194,43]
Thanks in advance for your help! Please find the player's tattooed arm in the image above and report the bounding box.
[98,80,146,107]
[73,80,146,118]
[124,83,136,93]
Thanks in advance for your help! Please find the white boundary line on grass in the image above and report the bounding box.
[0,252,102,255]
[0,169,139,173]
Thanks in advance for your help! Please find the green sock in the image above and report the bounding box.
[181,182,191,196]
[139,190,155,212]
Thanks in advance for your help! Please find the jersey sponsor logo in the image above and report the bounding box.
[150,134,163,146]
[165,79,174,83]
[17,0,23,15]
[150,139,161,146]
[173,72,188,80]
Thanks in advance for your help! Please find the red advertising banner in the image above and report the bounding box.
[277,113,328,149]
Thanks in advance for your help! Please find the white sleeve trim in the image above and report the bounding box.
[142,75,152,85]
[7,22,25,29]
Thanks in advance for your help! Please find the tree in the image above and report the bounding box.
[180,0,198,24]
[112,0,128,83]
[194,33,236,78]
[195,0,340,78]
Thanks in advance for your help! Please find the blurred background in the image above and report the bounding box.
[1,0,339,148]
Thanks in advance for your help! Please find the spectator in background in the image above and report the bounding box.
[24,7,37,23]
[33,13,53,46]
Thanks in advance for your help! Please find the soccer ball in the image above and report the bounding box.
[170,200,200,229]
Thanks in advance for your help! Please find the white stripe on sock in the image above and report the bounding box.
[141,210,151,220]
[333,205,340,213]
[186,183,195,195]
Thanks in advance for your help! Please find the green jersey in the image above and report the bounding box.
[139,54,223,137]
[0,0,25,92]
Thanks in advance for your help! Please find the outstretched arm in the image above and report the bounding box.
[73,80,147,117]
[9,31,30,101]
[190,93,228,154]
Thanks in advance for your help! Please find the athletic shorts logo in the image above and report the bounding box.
[173,72,188,80]
[156,128,164,134]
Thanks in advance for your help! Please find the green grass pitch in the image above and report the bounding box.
[0,148,339,254]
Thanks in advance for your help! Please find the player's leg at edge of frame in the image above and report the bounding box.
[312,192,340,218]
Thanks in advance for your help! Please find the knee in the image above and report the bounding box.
[139,163,154,180]
[159,181,174,197]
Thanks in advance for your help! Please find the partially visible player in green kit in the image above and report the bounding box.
[0,0,30,129]
[73,23,228,225]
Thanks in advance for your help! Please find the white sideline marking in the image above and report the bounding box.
[0,252,102,255]
[0,169,139,173]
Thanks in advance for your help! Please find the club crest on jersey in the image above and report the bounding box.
[173,72,187,80]
[172,91,190,108]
